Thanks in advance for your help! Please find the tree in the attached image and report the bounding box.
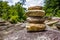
[44,0,60,17]
[15,2,26,21]
[0,1,26,23]
[2,1,10,20]
[0,1,3,17]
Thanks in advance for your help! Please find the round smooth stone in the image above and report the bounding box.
[26,23,46,31]
[28,6,42,10]
[27,17,45,23]
[26,10,45,17]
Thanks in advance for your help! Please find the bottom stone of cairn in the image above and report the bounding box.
[26,23,46,31]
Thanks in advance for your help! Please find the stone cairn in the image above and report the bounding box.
[26,6,46,31]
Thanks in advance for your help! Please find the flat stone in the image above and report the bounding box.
[27,17,45,23]
[0,21,10,26]
[0,23,6,26]
[28,6,43,10]
[0,24,15,31]
[45,20,58,25]
[0,26,8,31]
[26,23,46,31]
[26,10,45,17]
[0,21,6,26]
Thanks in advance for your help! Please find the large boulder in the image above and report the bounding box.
[27,17,45,23]
[28,6,43,10]
[26,23,46,31]
[26,10,45,17]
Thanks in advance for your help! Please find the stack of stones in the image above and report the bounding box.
[26,6,46,31]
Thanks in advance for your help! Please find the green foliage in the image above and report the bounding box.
[9,16,19,24]
[0,1,27,23]
[44,0,60,17]
[56,10,60,17]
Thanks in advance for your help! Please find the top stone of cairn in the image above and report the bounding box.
[28,6,42,10]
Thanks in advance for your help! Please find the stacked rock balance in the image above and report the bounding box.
[26,6,46,31]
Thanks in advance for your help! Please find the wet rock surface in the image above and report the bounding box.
[3,29,60,40]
